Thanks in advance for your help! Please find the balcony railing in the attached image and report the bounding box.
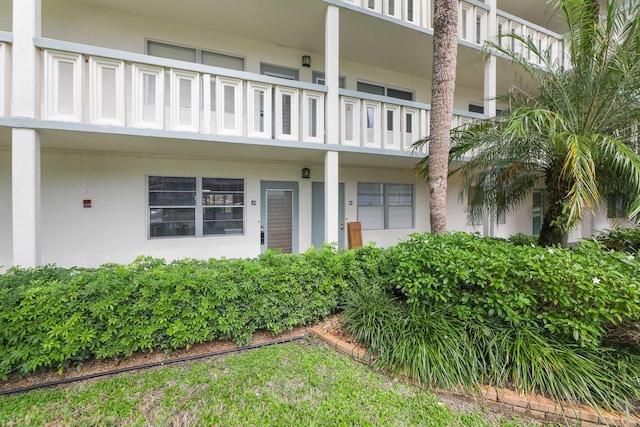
[35,39,326,144]
[340,0,564,64]
[2,38,486,156]
[0,39,10,117]
[339,89,429,152]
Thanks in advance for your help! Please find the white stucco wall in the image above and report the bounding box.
[341,165,430,248]
[36,150,320,267]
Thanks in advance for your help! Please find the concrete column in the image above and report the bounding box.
[484,0,497,119]
[12,0,41,118]
[324,151,339,244]
[325,5,340,145]
[484,0,497,236]
[12,0,42,266]
[12,129,41,266]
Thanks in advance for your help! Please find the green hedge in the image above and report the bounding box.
[0,247,375,379]
[384,233,640,348]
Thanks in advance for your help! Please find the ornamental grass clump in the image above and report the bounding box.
[342,232,640,412]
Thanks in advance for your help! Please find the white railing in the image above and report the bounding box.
[339,90,429,152]
[496,11,564,67]
[339,89,487,153]
[340,0,564,62]
[0,41,9,117]
[342,0,434,31]
[36,39,326,144]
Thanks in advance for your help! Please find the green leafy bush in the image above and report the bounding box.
[595,226,640,253]
[507,233,539,247]
[0,246,374,379]
[342,285,640,412]
[384,232,640,348]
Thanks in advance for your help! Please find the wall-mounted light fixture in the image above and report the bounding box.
[301,167,311,179]
[302,55,311,68]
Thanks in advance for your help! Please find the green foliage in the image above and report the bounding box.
[0,341,533,427]
[385,232,640,348]
[595,226,640,253]
[342,284,640,412]
[507,233,540,247]
[415,0,640,245]
[0,246,374,379]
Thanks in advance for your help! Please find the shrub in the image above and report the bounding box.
[385,232,640,347]
[595,226,640,253]
[341,286,640,412]
[0,246,372,379]
[507,232,539,247]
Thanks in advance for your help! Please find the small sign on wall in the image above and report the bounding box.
[83,199,92,208]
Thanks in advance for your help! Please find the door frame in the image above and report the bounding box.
[260,181,299,253]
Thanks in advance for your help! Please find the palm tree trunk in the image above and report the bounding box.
[539,163,570,246]
[429,0,458,235]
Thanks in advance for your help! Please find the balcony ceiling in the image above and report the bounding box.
[77,0,329,55]
[74,0,482,90]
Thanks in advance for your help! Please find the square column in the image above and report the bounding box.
[484,0,497,118]
[324,151,339,244]
[12,129,41,267]
[12,0,41,118]
[11,0,42,266]
[325,5,340,144]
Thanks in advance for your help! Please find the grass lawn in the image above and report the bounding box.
[0,339,537,426]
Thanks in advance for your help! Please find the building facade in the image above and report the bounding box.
[0,0,613,269]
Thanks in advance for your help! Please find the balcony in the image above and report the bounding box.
[339,0,565,63]
[0,37,487,155]
[35,39,326,145]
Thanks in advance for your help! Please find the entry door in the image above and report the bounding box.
[311,182,345,249]
[261,181,298,253]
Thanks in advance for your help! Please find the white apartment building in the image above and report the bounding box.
[0,0,614,269]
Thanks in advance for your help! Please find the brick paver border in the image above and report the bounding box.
[310,326,640,427]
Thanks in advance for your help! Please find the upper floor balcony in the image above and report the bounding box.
[339,0,566,65]
[0,36,486,154]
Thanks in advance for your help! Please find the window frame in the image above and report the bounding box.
[356,80,414,101]
[357,182,414,230]
[146,39,245,71]
[147,175,246,239]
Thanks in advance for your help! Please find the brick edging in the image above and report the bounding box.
[309,326,640,427]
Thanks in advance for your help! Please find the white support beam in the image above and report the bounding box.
[12,0,41,118]
[484,0,497,119]
[324,150,339,244]
[485,0,497,237]
[12,129,41,267]
[12,0,42,267]
[325,5,340,144]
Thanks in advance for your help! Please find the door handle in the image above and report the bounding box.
[260,226,265,245]
[340,223,344,230]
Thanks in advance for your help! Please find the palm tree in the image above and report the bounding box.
[418,0,640,245]
[428,0,459,235]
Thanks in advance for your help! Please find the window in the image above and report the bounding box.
[357,81,414,101]
[311,71,346,89]
[469,104,484,114]
[148,176,244,238]
[260,63,299,80]
[147,40,244,71]
[532,189,544,235]
[357,183,413,230]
